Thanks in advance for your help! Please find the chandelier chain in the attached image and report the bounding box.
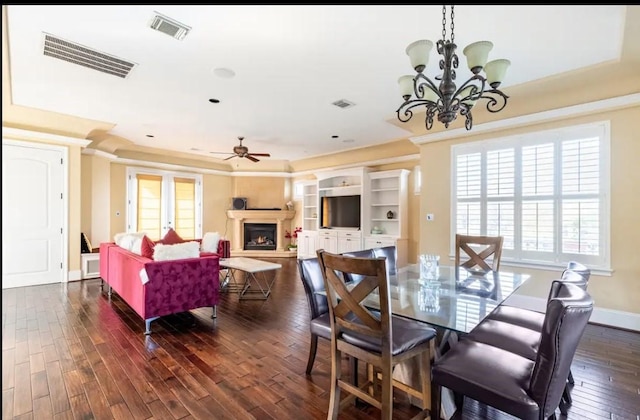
[441,5,456,42]
[441,6,446,42]
[450,5,455,43]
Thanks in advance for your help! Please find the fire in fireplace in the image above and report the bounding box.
[244,223,277,251]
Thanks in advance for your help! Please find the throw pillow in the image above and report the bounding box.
[201,231,221,253]
[114,232,146,251]
[153,241,200,261]
[160,228,184,245]
[140,235,155,259]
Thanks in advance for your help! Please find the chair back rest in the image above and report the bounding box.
[372,246,398,276]
[316,249,391,352]
[530,281,593,417]
[560,270,589,290]
[341,249,375,283]
[298,257,329,319]
[562,261,591,283]
[455,234,504,271]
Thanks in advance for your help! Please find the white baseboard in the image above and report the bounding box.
[68,270,82,281]
[504,294,640,332]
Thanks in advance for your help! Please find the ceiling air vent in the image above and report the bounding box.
[42,33,136,79]
[149,12,191,40]
[332,99,356,109]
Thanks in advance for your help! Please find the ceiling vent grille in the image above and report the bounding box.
[42,33,136,79]
[149,12,191,40]
[332,99,356,109]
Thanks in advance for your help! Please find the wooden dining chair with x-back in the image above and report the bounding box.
[455,234,505,272]
[316,249,437,420]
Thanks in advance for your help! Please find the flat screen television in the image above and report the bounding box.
[320,195,361,229]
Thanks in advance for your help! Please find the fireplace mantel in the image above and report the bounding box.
[227,210,296,257]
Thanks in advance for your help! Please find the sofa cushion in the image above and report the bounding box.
[201,231,221,253]
[153,241,200,261]
[114,232,146,252]
[141,235,155,259]
[160,228,184,245]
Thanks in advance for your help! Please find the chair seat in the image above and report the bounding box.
[432,339,540,420]
[467,318,540,360]
[310,312,332,339]
[486,305,545,331]
[342,316,436,356]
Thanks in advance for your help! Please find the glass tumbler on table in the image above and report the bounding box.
[419,254,440,280]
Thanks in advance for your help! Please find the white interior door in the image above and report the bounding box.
[2,141,65,288]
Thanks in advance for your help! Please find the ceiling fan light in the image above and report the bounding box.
[484,59,511,89]
[406,40,433,73]
[463,41,493,74]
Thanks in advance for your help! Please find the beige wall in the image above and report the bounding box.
[232,176,288,210]
[203,173,233,238]
[420,106,640,314]
[81,154,111,247]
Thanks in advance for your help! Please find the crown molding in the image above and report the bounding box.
[81,148,118,160]
[410,93,640,145]
[2,126,92,147]
[292,153,420,177]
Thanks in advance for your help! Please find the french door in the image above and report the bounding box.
[126,168,203,241]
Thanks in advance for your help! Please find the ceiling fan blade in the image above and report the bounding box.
[223,155,237,161]
[245,155,260,162]
[248,153,271,157]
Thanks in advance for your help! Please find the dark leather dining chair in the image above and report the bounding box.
[297,257,332,375]
[317,249,437,420]
[481,262,591,406]
[372,245,398,276]
[431,281,593,420]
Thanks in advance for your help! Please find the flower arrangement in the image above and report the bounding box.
[285,226,302,249]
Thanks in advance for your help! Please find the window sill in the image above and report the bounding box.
[446,255,613,277]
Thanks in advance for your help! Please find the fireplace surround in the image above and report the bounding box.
[227,209,296,257]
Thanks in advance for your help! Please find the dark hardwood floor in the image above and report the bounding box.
[3,257,640,419]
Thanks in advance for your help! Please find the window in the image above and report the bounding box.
[127,168,203,241]
[451,122,610,269]
[414,165,422,195]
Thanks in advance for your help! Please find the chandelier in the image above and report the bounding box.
[396,6,511,131]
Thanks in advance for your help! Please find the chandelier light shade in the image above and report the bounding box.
[396,5,511,131]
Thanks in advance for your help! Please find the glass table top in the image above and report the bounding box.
[352,264,530,334]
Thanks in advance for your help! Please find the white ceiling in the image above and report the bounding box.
[5,5,627,162]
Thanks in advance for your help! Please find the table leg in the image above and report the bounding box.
[238,270,277,300]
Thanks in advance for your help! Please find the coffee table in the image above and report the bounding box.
[219,257,282,300]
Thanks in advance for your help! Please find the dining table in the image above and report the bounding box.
[325,262,532,416]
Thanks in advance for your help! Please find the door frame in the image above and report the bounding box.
[2,138,69,283]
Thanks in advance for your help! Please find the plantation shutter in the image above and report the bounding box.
[455,153,482,235]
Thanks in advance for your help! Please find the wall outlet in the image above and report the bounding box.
[426,213,434,221]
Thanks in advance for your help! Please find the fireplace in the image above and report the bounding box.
[244,223,277,251]
[227,209,296,257]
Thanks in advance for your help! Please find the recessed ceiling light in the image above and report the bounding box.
[146,134,154,138]
[332,135,339,139]
[213,67,236,79]
[190,147,201,151]
[209,98,220,103]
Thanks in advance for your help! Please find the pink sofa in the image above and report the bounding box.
[99,241,226,334]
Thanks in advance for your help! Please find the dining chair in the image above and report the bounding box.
[455,234,504,272]
[298,257,332,375]
[316,249,437,420]
[481,262,591,405]
[431,281,594,420]
[372,245,398,276]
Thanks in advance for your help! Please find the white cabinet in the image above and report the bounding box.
[317,230,339,254]
[363,237,409,268]
[316,167,368,199]
[297,230,318,259]
[337,231,362,254]
[81,253,100,279]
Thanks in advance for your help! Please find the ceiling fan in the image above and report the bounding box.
[210,136,271,162]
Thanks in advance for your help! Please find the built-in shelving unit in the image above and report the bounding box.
[296,167,409,266]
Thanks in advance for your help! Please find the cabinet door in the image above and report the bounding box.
[319,234,338,254]
[298,232,319,258]
[338,237,362,254]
